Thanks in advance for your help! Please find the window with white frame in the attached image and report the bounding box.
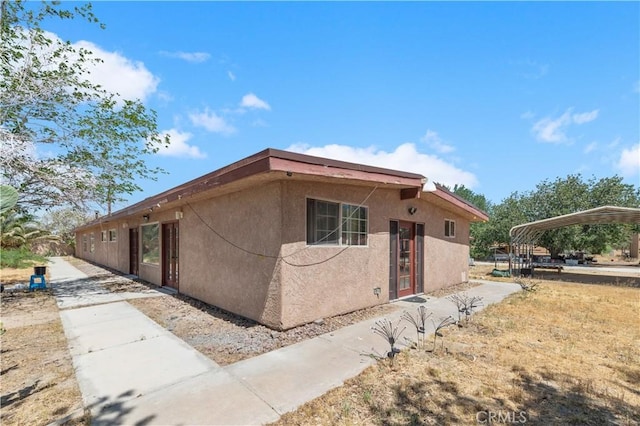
[444,219,456,238]
[90,233,95,252]
[306,198,368,246]
[341,203,368,246]
[109,229,117,242]
[82,235,87,252]
[101,230,107,242]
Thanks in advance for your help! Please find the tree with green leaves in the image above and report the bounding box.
[451,184,492,213]
[38,207,94,245]
[0,185,18,214]
[529,175,639,257]
[451,176,639,259]
[0,0,168,213]
[450,184,494,259]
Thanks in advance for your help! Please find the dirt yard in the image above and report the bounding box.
[0,267,87,426]
[1,258,637,425]
[1,258,401,425]
[128,291,400,366]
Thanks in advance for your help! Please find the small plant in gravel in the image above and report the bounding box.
[430,316,457,352]
[401,306,432,349]
[372,318,405,362]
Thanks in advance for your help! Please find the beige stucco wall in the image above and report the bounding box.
[75,177,474,330]
[276,181,472,328]
[75,223,125,271]
[421,203,471,292]
[178,181,283,328]
[75,213,167,285]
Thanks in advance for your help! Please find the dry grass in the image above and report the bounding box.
[273,278,640,425]
[1,276,87,425]
[0,267,38,285]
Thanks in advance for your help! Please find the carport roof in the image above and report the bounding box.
[510,206,640,245]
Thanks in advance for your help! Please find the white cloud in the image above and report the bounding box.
[157,129,206,159]
[160,51,211,63]
[583,142,597,154]
[228,71,236,81]
[420,129,455,154]
[532,110,572,143]
[156,90,174,104]
[240,93,271,110]
[74,40,159,102]
[607,137,621,149]
[189,109,235,135]
[531,108,599,143]
[285,142,478,189]
[572,109,599,124]
[13,29,158,103]
[520,111,535,120]
[616,144,640,177]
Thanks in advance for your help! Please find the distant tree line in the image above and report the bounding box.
[448,175,640,259]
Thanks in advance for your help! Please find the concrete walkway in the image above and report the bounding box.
[49,257,521,425]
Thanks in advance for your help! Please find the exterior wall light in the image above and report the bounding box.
[142,214,150,222]
[408,206,418,215]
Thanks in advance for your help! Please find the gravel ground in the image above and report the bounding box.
[66,258,400,366]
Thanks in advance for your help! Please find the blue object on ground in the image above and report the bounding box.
[29,274,47,291]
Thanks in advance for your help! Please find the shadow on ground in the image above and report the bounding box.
[363,366,638,425]
[86,390,156,426]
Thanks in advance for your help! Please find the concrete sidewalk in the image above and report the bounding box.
[50,257,520,425]
[49,257,163,310]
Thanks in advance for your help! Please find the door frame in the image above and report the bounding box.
[129,227,139,276]
[389,220,424,300]
[162,221,179,289]
[397,221,416,298]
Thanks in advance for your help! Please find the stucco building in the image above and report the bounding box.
[75,148,488,330]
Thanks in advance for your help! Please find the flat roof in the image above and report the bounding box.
[76,148,427,230]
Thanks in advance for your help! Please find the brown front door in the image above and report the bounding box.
[129,228,139,275]
[162,222,179,289]
[397,221,415,298]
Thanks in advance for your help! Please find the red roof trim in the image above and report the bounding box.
[75,148,426,229]
[430,184,489,222]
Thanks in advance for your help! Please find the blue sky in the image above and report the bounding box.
[46,1,639,209]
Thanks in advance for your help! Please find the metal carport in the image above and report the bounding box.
[509,206,640,275]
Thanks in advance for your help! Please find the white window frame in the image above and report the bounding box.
[108,229,117,242]
[306,197,368,247]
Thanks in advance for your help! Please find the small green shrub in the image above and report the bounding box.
[0,248,48,269]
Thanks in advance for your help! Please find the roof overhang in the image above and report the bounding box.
[509,206,640,245]
[74,148,427,231]
[421,185,489,222]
